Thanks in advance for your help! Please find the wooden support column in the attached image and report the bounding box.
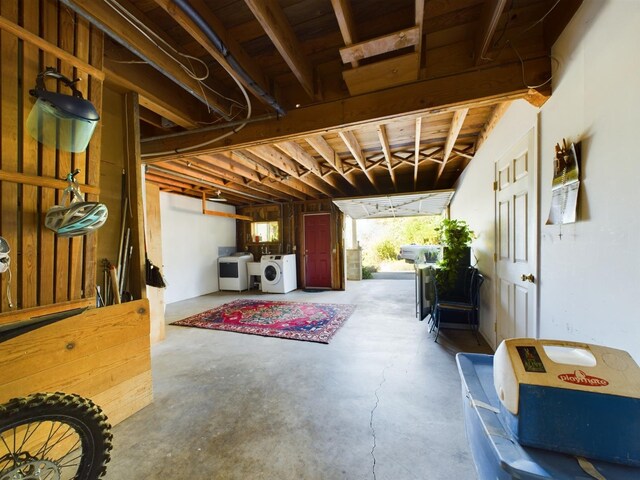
[124,92,147,300]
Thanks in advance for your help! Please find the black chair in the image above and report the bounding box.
[429,266,484,344]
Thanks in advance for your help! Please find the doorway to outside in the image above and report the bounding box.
[352,215,442,276]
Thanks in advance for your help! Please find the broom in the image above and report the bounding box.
[145,256,166,288]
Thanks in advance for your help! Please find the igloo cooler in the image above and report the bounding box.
[494,339,640,466]
[456,352,640,479]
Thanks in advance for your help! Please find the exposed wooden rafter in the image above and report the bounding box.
[151,0,270,107]
[65,0,232,117]
[331,0,358,67]
[142,57,552,159]
[339,26,421,65]
[247,145,335,197]
[244,0,315,100]
[474,0,508,65]
[415,0,425,75]
[376,125,397,191]
[104,58,206,129]
[413,117,422,189]
[436,108,469,183]
[339,131,380,192]
[305,135,360,190]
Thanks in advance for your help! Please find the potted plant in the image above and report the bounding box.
[435,219,475,295]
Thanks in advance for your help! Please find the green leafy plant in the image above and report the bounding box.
[435,219,475,292]
[361,265,377,279]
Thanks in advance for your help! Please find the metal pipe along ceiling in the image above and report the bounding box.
[172,0,286,117]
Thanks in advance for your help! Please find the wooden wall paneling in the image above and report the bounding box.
[0,0,19,313]
[144,182,165,343]
[84,23,104,297]
[54,5,74,303]
[21,0,40,309]
[124,92,146,300]
[68,14,90,301]
[0,299,153,426]
[39,0,59,306]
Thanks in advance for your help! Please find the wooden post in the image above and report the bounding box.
[124,92,147,300]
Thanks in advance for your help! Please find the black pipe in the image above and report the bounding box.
[173,0,286,117]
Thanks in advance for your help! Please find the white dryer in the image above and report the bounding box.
[261,254,297,293]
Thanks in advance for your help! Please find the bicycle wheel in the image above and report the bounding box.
[0,392,113,480]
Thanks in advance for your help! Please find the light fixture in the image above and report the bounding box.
[27,67,99,153]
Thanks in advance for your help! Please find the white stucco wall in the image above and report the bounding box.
[451,0,640,361]
[159,192,237,304]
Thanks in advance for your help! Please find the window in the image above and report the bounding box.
[251,221,279,242]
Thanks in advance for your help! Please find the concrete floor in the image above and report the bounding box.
[106,278,491,479]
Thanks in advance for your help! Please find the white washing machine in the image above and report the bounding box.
[261,254,297,293]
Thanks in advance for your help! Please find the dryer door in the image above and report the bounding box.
[262,261,282,285]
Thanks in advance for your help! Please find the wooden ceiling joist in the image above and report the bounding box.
[142,57,552,159]
[474,0,509,65]
[413,117,422,189]
[65,0,232,117]
[244,0,315,100]
[331,0,358,68]
[436,108,469,184]
[152,0,271,107]
[246,145,335,197]
[339,26,421,64]
[415,0,425,73]
[230,150,320,199]
[104,59,207,129]
[376,125,397,192]
[155,163,276,204]
[274,141,351,195]
[305,135,360,190]
[185,156,301,202]
[338,131,380,193]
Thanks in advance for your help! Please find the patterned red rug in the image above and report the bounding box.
[171,299,356,344]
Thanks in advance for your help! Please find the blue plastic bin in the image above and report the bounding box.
[456,353,640,479]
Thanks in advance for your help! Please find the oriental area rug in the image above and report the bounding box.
[171,299,356,344]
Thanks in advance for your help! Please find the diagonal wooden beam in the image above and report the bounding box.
[142,57,552,158]
[274,142,350,195]
[413,117,422,189]
[331,0,358,68]
[436,108,469,183]
[305,135,360,190]
[474,0,508,65]
[63,0,232,117]
[475,101,511,151]
[244,0,315,99]
[376,125,397,192]
[230,150,319,199]
[339,131,380,192]
[152,0,271,108]
[247,145,336,196]
[180,159,298,202]
[150,163,276,204]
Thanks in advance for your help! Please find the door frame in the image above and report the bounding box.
[302,212,333,289]
[493,127,539,348]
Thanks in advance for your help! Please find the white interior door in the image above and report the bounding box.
[495,129,538,345]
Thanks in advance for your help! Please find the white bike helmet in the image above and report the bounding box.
[45,201,108,237]
[0,236,9,274]
[45,170,108,237]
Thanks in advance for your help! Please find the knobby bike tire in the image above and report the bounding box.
[0,392,113,480]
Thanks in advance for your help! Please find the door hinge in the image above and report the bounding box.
[493,252,497,262]
[494,322,497,333]
[493,181,498,191]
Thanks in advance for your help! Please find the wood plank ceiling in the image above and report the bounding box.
[66,0,582,206]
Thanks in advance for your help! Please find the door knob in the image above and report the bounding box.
[521,274,535,283]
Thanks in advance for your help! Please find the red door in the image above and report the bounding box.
[304,213,332,288]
